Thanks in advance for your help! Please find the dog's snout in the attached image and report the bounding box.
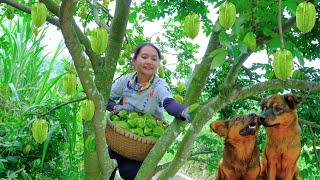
[249,113,256,117]
[258,116,266,124]
[249,121,256,126]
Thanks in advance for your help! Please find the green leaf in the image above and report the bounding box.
[293,48,304,67]
[41,124,58,168]
[283,1,298,15]
[238,41,248,53]
[219,31,230,46]
[210,48,227,69]
[267,37,281,51]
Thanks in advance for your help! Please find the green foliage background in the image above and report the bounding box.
[0,0,319,179]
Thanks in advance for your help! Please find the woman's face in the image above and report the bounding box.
[133,45,160,78]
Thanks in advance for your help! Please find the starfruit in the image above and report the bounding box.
[31,118,49,144]
[243,32,256,51]
[173,94,184,104]
[31,3,48,28]
[184,13,200,39]
[273,49,293,81]
[62,72,77,95]
[296,2,316,34]
[219,1,236,29]
[90,27,108,55]
[79,99,95,122]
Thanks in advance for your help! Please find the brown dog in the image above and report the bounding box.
[210,114,261,180]
[260,94,302,180]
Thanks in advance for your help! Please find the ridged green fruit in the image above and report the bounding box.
[243,32,256,51]
[273,49,293,81]
[219,1,236,29]
[296,2,316,34]
[90,27,108,54]
[31,119,48,144]
[79,99,95,122]
[184,13,200,39]
[62,72,77,95]
[31,3,48,28]
[173,94,184,104]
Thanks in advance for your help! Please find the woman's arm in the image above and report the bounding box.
[163,98,187,120]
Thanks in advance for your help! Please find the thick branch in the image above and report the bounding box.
[59,0,114,178]
[97,0,132,100]
[235,79,320,100]
[300,119,320,129]
[224,52,252,85]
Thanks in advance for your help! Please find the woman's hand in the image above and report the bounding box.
[181,108,192,122]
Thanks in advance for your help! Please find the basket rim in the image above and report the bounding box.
[107,113,157,145]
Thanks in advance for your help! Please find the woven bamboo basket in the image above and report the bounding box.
[105,114,160,161]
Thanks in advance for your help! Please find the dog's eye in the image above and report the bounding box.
[273,107,283,114]
[235,117,241,121]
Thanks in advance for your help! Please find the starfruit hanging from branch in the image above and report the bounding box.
[296,2,316,34]
[31,118,49,144]
[273,49,293,81]
[79,99,95,122]
[90,27,108,55]
[219,1,236,29]
[184,12,200,39]
[62,72,77,95]
[243,32,257,51]
[31,3,48,36]
[31,3,48,28]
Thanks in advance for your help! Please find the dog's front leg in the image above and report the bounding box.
[267,161,276,180]
[221,166,238,180]
[245,165,260,180]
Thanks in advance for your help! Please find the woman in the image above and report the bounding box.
[106,42,191,180]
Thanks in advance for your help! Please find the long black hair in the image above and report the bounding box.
[132,42,162,61]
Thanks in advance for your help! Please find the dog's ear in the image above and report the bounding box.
[284,94,302,109]
[210,120,228,137]
[260,98,268,111]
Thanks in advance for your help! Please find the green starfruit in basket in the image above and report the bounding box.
[113,121,130,130]
[127,118,138,128]
[118,110,128,119]
[128,112,139,119]
[132,128,144,136]
[146,118,157,128]
[153,126,165,137]
[111,115,120,121]
[143,127,153,136]
[137,117,146,128]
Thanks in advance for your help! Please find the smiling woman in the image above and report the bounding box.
[105,42,193,180]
